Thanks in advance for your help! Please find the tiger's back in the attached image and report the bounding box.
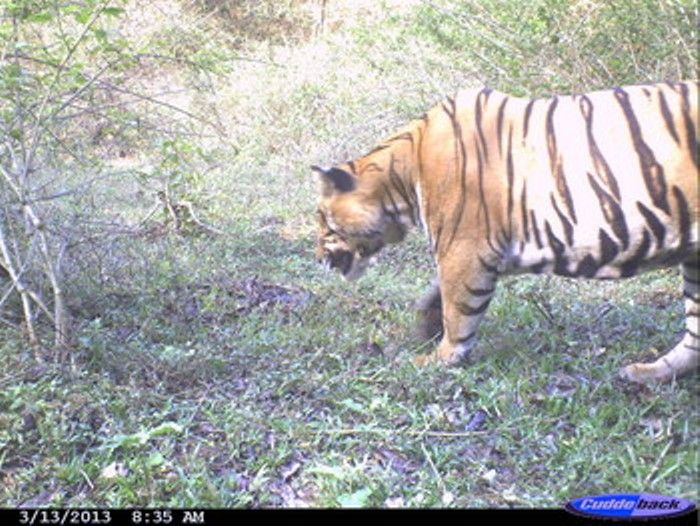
[420,82,698,280]
[313,81,699,383]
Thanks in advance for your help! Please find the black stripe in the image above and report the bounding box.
[407,183,421,227]
[496,96,509,155]
[636,201,666,250]
[530,260,547,273]
[586,172,629,250]
[523,99,535,140]
[360,162,383,175]
[506,126,515,239]
[679,82,698,168]
[544,220,568,275]
[687,328,700,339]
[365,144,391,156]
[387,132,415,148]
[441,95,470,255]
[683,291,700,303]
[454,332,476,345]
[684,274,700,286]
[456,296,492,317]
[520,185,529,243]
[475,137,503,258]
[614,87,670,214]
[478,255,499,275]
[441,95,455,117]
[530,210,543,249]
[475,91,489,164]
[661,357,674,371]
[620,230,651,277]
[388,156,411,203]
[672,185,691,252]
[433,221,444,256]
[545,96,577,223]
[598,229,619,266]
[381,183,401,216]
[658,90,680,144]
[464,284,495,296]
[579,95,621,200]
[575,255,599,278]
[379,198,397,222]
[496,229,510,252]
[550,193,574,246]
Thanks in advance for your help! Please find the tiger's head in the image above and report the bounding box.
[312,164,406,281]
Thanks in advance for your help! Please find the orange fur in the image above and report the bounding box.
[314,81,699,382]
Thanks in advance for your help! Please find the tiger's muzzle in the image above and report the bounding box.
[320,240,383,281]
[325,248,354,276]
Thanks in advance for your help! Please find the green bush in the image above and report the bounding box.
[408,0,698,95]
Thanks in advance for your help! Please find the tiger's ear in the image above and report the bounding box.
[312,165,356,195]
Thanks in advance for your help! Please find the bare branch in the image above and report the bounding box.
[95,80,224,134]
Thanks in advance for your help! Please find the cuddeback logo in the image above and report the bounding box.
[566,493,696,520]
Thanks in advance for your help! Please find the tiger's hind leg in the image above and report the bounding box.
[622,257,700,383]
[416,279,443,342]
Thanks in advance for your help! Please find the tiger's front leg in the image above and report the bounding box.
[413,257,497,366]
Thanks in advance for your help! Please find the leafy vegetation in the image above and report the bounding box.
[411,0,697,95]
[1,0,698,508]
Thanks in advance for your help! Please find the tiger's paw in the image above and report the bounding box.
[620,362,674,384]
[412,339,468,368]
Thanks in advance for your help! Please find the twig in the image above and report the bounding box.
[95,80,224,134]
[0,165,67,347]
[0,212,38,345]
[178,200,224,235]
[421,442,446,496]
[525,289,559,329]
[23,3,110,179]
[319,427,488,438]
[643,439,674,486]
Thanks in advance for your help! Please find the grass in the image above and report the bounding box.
[2,232,698,507]
[1,0,698,509]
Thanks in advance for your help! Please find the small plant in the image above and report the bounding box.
[408,0,697,95]
[0,0,227,353]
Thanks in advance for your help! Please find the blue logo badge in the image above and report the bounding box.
[566,493,696,520]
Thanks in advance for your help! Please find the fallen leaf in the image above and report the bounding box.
[101,462,129,479]
[147,452,165,468]
[281,461,301,482]
[546,372,578,397]
[441,491,455,506]
[384,496,405,508]
[465,409,488,431]
[149,422,183,437]
[337,487,372,508]
[481,468,497,485]
[19,491,55,508]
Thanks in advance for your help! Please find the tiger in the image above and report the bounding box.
[313,81,699,383]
